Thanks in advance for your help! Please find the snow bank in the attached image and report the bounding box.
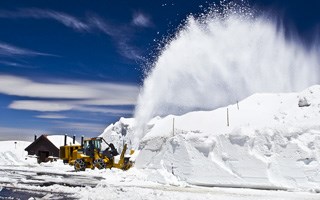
[0,141,35,165]
[100,85,320,191]
[100,118,136,152]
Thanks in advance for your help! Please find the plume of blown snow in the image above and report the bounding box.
[133,1,320,145]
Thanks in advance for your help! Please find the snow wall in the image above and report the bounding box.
[101,86,320,192]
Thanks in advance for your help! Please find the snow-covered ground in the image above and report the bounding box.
[0,156,319,200]
[1,86,320,199]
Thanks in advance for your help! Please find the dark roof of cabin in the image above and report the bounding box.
[24,135,58,151]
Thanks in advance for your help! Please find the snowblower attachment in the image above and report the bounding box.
[60,137,134,171]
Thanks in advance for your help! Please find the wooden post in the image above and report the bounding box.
[227,108,229,127]
[237,101,239,110]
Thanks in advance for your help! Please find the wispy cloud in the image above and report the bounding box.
[0,126,46,141]
[86,14,144,60]
[86,14,143,60]
[0,75,138,101]
[0,8,89,32]
[0,60,34,68]
[36,114,68,119]
[52,121,106,134]
[132,12,152,27]
[86,14,116,36]
[74,106,133,115]
[0,41,54,57]
[9,100,134,115]
[0,8,145,60]
[9,100,74,112]
[1,74,139,114]
[0,8,112,36]
[117,40,142,60]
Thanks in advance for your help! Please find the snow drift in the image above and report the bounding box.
[0,141,33,165]
[101,86,320,191]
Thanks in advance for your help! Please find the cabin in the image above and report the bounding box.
[25,134,79,163]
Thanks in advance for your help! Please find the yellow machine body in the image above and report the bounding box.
[60,137,134,171]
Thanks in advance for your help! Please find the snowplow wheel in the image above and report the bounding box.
[94,159,106,169]
[74,159,86,171]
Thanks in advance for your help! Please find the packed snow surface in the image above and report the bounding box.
[101,85,320,192]
[3,138,319,199]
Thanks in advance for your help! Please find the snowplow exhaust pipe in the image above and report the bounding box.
[81,135,84,147]
[64,134,67,146]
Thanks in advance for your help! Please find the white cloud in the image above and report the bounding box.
[0,60,29,68]
[0,8,89,32]
[117,40,143,60]
[0,9,117,37]
[36,114,68,119]
[53,121,106,134]
[75,106,133,115]
[0,75,139,102]
[86,15,143,60]
[2,75,139,113]
[9,99,134,115]
[132,12,152,27]
[0,8,144,60]
[0,75,94,99]
[9,100,74,112]
[0,126,47,141]
[87,15,116,36]
[0,42,54,57]
[40,10,89,31]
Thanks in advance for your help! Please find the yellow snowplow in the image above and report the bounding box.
[60,137,134,171]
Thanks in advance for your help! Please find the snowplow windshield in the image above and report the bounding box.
[83,139,102,150]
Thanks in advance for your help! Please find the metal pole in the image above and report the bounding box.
[227,108,229,127]
[173,117,175,136]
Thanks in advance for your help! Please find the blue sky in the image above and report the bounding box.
[0,0,319,140]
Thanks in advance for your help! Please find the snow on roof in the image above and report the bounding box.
[47,135,80,148]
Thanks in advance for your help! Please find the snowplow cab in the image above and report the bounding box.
[83,138,101,157]
[59,137,134,171]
